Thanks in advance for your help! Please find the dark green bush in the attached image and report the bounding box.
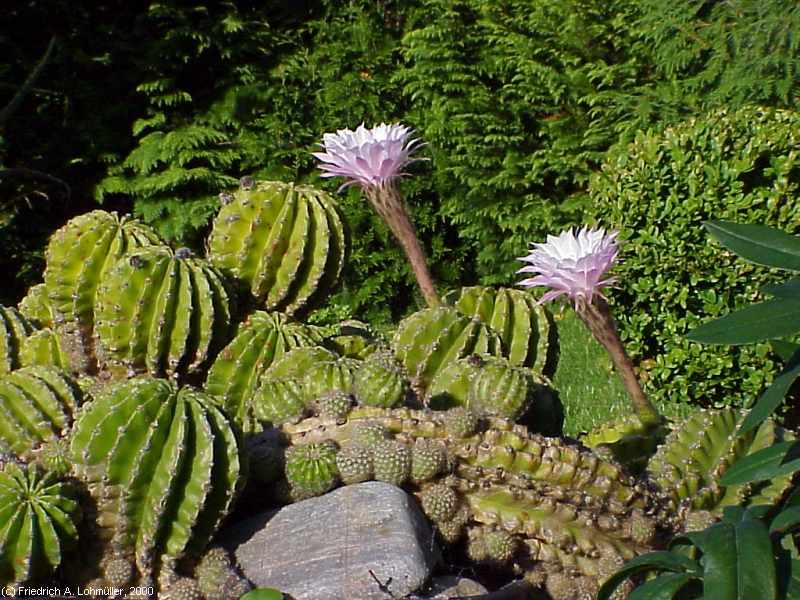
[591,105,800,409]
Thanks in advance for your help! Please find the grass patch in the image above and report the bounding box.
[551,309,695,436]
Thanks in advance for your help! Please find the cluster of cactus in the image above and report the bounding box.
[267,406,669,599]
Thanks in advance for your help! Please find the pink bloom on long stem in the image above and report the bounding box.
[516,227,619,306]
[312,123,424,191]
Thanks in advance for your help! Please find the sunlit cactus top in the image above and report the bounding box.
[313,123,423,189]
[517,227,620,305]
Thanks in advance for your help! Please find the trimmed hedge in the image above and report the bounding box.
[591,106,800,409]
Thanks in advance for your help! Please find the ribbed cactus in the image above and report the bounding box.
[445,286,556,374]
[353,351,408,408]
[273,406,667,596]
[208,180,347,315]
[20,329,70,371]
[0,306,33,375]
[70,377,243,583]
[43,210,162,372]
[325,320,382,359]
[583,414,668,474]
[647,407,795,518]
[205,312,321,431]
[392,306,503,398]
[0,366,82,456]
[17,284,54,329]
[94,246,232,380]
[0,463,80,585]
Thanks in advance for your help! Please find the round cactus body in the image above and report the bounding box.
[284,441,339,500]
[325,320,382,360]
[411,438,447,483]
[466,356,531,421]
[0,366,82,456]
[302,357,359,401]
[372,439,412,486]
[446,286,555,374]
[315,390,354,421]
[20,328,70,371]
[262,345,338,382]
[43,210,162,372]
[0,463,80,585]
[70,378,243,578]
[17,284,54,329]
[252,379,307,426]
[336,444,374,484]
[208,180,347,315]
[0,306,33,375]
[392,307,503,397]
[94,246,232,380]
[353,352,408,408]
[205,311,320,430]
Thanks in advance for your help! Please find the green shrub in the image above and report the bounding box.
[591,105,800,410]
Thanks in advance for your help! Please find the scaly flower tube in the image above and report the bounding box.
[517,227,660,424]
[314,123,440,307]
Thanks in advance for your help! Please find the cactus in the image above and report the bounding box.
[0,366,82,456]
[284,441,339,501]
[43,210,162,372]
[208,180,347,315]
[324,320,382,359]
[646,407,795,519]
[0,306,33,375]
[205,312,320,431]
[353,351,408,408]
[20,329,70,371]
[94,246,233,380]
[17,284,54,329]
[583,414,668,474]
[392,306,503,398]
[445,286,556,374]
[0,463,80,585]
[301,356,360,401]
[70,377,243,583]
[252,379,307,426]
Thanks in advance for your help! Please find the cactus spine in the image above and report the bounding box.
[0,306,33,375]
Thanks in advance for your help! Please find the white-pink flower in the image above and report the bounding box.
[517,227,620,305]
[312,123,424,190]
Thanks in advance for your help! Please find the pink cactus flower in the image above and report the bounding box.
[517,227,620,305]
[312,123,424,190]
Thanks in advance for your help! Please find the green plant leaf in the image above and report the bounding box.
[720,441,800,486]
[685,519,776,600]
[739,348,800,433]
[597,552,702,600]
[705,221,800,272]
[771,340,800,363]
[771,507,800,535]
[628,572,698,600]
[239,589,283,600]
[762,278,800,299]
[687,299,800,345]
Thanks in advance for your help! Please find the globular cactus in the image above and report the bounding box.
[0,366,82,456]
[301,356,360,401]
[0,306,33,375]
[194,546,252,600]
[17,283,54,329]
[324,320,382,359]
[43,210,162,372]
[20,329,70,371]
[252,380,307,426]
[445,286,556,374]
[0,463,80,585]
[647,407,795,520]
[205,312,320,431]
[353,351,408,408]
[583,414,668,474]
[392,306,503,398]
[94,246,233,380]
[284,441,340,500]
[70,377,243,584]
[208,180,347,316]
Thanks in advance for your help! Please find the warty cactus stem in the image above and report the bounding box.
[575,297,661,425]
[365,183,441,308]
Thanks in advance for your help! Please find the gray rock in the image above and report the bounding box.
[219,481,438,600]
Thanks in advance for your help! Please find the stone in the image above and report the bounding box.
[218,481,438,600]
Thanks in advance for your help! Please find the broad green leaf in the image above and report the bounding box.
[629,573,698,600]
[771,507,800,535]
[763,278,800,299]
[785,559,800,600]
[597,552,702,600]
[771,340,800,363]
[686,520,775,600]
[721,441,800,485]
[705,221,800,272]
[687,298,800,345]
[240,589,283,600]
[740,348,800,433]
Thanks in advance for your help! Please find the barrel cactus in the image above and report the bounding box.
[94,246,233,380]
[392,306,503,398]
[0,366,82,456]
[0,306,33,375]
[70,377,243,585]
[0,463,80,585]
[352,351,408,408]
[43,210,162,372]
[17,283,54,329]
[208,180,347,316]
[446,286,556,374]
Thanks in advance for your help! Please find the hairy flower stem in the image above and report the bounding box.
[366,184,441,308]
[576,298,661,425]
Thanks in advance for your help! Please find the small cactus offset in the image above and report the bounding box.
[583,414,668,474]
[205,311,320,431]
[445,286,556,375]
[69,377,243,585]
[94,246,233,380]
[646,407,795,520]
[208,180,347,316]
[392,306,503,398]
[0,366,82,456]
[0,463,81,585]
[353,350,408,408]
[0,306,33,375]
[43,210,162,372]
[17,283,54,329]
